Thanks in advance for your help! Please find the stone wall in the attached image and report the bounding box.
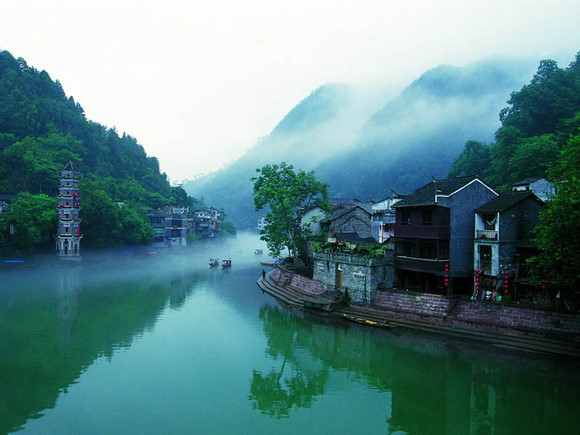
[373,289,580,340]
[329,208,371,233]
[313,252,394,304]
[271,267,326,296]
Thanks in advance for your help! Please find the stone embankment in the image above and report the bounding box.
[257,268,580,358]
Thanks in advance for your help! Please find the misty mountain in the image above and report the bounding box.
[183,58,537,227]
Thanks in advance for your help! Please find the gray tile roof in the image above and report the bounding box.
[393,175,480,208]
[319,205,371,224]
[475,191,542,213]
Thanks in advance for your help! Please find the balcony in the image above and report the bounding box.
[476,230,498,241]
[394,224,450,239]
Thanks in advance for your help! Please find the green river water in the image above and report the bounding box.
[1,233,578,434]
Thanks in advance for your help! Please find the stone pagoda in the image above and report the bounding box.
[56,160,82,260]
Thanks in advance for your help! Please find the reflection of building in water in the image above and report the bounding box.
[56,160,82,261]
[469,366,497,434]
[56,268,80,348]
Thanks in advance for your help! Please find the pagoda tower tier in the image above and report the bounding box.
[56,161,82,260]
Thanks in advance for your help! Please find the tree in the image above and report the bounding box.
[80,179,122,247]
[0,193,57,249]
[507,134,560,183]
[447,140,491,178]
[530,133,580,307]
[252,163,330,259]
[118,202,153,245]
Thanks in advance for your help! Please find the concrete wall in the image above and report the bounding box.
[313,252,394,304]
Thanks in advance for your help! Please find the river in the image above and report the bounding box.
[1,232,578,434]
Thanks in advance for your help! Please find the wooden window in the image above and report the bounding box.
[422,209,432,225]
[401,209,410,225]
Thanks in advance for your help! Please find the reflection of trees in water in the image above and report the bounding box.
[0,266,203,434]
[250,304,580,433]
[248,306,330,418]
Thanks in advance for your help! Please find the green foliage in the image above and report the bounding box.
[448,52,580,191]
[529,133,580,302]
[219,221,237,237]
[507,135,560,182]
[0,49,199,249]
[117,202,154,245]
[0,193,57,248]
[80,179,123,247]
[447,140,491,178]
[252,163,330,258]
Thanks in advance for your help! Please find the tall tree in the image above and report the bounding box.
[530,132,580,306]
[0,193,57,249]
[252,163,330,259]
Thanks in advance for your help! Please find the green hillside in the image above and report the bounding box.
[0,50,195,250]
[448,55,580,190]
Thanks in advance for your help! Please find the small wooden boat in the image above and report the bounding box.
[222,258,232,268]
[259,260,275,267]
[209,258,219,267]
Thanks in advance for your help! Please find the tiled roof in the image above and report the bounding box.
[319,205,371,224]
[475,191,542,213]
[62,160,79,171]
[393,175,480,207]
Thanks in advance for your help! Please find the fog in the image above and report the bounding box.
[184,56,539,223]
[1,232,268,293]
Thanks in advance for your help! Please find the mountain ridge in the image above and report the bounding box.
[184,57,538,226]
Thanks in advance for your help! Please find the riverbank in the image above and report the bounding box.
[257,267,580,358]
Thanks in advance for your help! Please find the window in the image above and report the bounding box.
[401,209,410,225]
[483,214,496,231]
[422,209,432,225]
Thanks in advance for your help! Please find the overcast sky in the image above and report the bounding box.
[2,0,579,182]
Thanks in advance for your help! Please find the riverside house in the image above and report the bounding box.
[393,176,498,295]
[474,190,545,300]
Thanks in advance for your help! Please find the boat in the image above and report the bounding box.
[259,260,275,267]
[254,249,263,255]
[222,259,232,268]
[209,258,219,267]
[259,257,293,267]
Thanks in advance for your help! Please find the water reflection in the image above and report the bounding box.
[2,233,578,435]
[252,305,580,434]
[249,306,330,418]
[0,258,203,434]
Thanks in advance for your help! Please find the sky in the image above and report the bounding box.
[2,0,579,183]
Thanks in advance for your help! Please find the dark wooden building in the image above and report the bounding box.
[393,176,497,295]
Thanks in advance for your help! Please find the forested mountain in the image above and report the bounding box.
[446,53,580,297]
[0,50,194,249]
[448,55,580,190]
[184,58,537,225]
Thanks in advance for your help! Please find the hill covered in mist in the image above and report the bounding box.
[183,58,537,227]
